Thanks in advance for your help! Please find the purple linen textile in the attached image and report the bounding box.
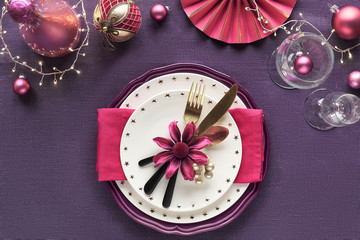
[0,0,359,239]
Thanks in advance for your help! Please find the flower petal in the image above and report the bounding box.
[182,122,196,144]
[165,158,180,179]
[188,150,208,165]
[153,137,174,150]
[153,151,174,167]
[180,157,195,181]
[169,121,181,143]
[189,136,212,150]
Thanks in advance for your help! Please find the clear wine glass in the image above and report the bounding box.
[268,32,334,89]
[304,89,360,130]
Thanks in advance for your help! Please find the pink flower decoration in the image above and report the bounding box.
[153,121,212,181]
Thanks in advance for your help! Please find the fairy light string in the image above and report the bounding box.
[0,0,90,85]
[246,0,360,64]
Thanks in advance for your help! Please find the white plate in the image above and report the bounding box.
[120,90,241,223]
[116,72,249,224]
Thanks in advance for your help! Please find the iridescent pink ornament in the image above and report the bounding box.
[348,71,360,89]
[294,55,313,75]
[7,0,81,57]
[13,75,30,95]
[331,5,360,40]
[150,4,168,22]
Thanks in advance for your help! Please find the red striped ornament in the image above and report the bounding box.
[94,0,142,42]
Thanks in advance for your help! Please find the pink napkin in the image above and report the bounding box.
[97,108,264,183]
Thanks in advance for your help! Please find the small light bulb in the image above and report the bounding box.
[38,61,43,66]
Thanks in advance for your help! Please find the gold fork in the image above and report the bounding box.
[162,82,206,208]
[184,82,206,124]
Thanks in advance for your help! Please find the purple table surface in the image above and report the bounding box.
[1,0,359,239]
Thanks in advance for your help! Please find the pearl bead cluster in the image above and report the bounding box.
[193,159,215,185]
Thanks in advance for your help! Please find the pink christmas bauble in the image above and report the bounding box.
[8,0,81,58]
[332,5,360,40]
[294,55,313,75]
[13,75,30,95]
[7,0,38,24]
[93,0,142,42]
[150,4,168,22]
[348,71,360,89]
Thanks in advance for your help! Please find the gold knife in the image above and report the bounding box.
[195,84,238,137]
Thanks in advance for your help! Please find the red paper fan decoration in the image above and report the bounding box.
[180,0,297,44]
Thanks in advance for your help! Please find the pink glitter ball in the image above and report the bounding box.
[348,71,360,89]
[150,4,168,22]
[13,75,30,95]
[294,55,313,75]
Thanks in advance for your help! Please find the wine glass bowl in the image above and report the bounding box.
[304,89,360,130]
[269,32,334,89]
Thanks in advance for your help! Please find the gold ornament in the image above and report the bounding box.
[93,0,142,48]
[205,162,215,171]
[192,163,200,172]
[204,171,213,179]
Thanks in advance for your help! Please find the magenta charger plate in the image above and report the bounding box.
[105,63,270,235]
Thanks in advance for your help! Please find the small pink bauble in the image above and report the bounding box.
[332,5,360,40]
[294,55,313,75]
[348,71,360,89]
[13,75,30,95]
[150,4,168,22]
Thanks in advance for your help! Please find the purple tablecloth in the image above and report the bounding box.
[1,0,359,239]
